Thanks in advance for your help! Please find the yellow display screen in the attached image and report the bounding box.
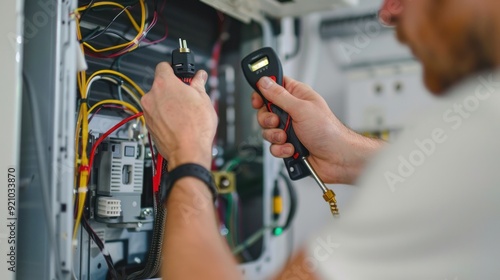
[249,57,269,72]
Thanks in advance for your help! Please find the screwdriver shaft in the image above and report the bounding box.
[302,157,328,193]
[302,157,339,216]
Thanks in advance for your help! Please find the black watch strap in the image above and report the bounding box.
[160,163,217,205]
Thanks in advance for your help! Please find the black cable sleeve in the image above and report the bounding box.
[126,191,166,279]
[81,216,119,279]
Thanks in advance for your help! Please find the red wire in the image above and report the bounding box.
[87,112,144,184]
[88,104,133,124]
[153,154,163,193]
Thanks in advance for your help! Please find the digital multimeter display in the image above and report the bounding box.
[249,57,269,72]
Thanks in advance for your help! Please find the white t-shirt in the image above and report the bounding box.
[305,70,500,280]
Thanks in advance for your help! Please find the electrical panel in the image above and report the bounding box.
[18,0,303,279]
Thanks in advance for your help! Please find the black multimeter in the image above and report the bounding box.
[241,47,311,181]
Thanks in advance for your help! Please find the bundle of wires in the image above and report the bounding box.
[73,1,172,278]
[230,170,298,258]
[77,0,145,57]
[73,111,144,279]
[73,38,147,280]
[73,68,146,244]
[76,0,168,59]
[218,150,297,260]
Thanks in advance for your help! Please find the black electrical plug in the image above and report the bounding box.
[171,38,195,84]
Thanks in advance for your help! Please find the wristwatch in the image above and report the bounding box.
[160,163,217,205]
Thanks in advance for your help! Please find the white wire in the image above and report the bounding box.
[85,75,102,99]
[85,75,142,109]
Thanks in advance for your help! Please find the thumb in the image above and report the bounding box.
[190,70,208,94]
[257,76,301,118]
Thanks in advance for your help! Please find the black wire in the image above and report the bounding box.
[81,215,120,279]
[230,169,298,259]
[126,191,166,279]
[109,0,166,71]
[83,6,130,42]
[102,30,133,43]
[79,0,96,21]
[79,0,143,44]
[274,170,298,232]
[81,26,101,42]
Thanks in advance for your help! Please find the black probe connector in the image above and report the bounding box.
[171,38,195,84]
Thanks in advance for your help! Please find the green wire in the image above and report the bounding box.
[231,224,278,255]
[222,157,242,171]
[225,194,233,248]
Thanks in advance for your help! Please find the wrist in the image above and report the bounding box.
[161,163,217,207]
[168,177,213,204]
[168,146,212,171]
[347,131,384,179]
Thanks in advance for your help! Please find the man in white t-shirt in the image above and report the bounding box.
[141,0,500,279]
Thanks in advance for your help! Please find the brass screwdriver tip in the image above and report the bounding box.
[323,189,339,216]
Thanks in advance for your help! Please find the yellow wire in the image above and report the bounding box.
[73,0,147,241]
[74,16,86,241]
[73,100,144,240]
[74,109,83,187]
[73,104,89,241]
[80,0,145,53]
[72,100,144,241]
[76,1,141,32]
[88,99,145,126]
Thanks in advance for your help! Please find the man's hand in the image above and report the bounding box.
[141,62,217,170]
[252,76,383,185]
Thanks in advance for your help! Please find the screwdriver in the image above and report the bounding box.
[241,47,339,216]
[302,157,338,215]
